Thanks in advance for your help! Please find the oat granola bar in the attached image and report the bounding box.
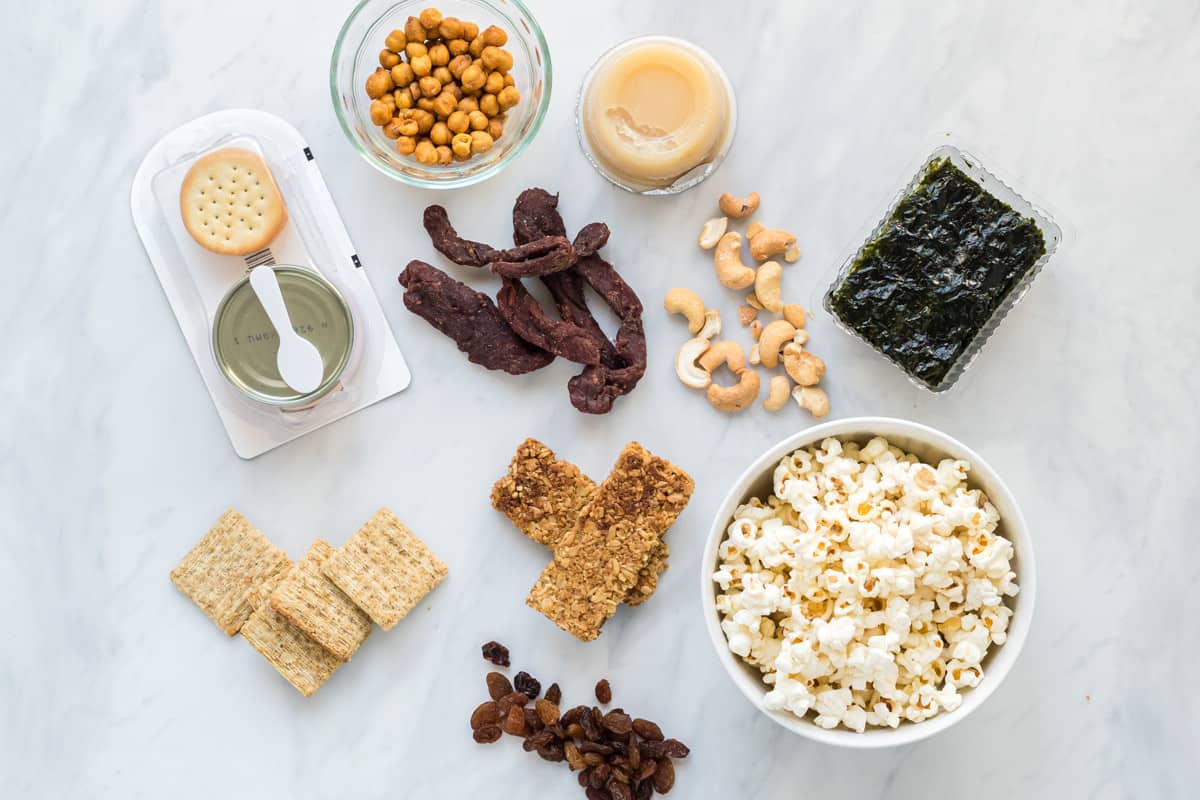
[525,442,693,641]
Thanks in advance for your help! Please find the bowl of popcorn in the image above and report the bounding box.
[701,417,1035,747]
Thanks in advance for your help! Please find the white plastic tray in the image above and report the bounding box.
[131,109,410,458]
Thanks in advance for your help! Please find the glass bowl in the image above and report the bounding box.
[331,0,551,189]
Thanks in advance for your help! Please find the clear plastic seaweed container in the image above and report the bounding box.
[822,145,1063,393]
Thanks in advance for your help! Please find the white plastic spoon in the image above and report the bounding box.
[248,266,324,394]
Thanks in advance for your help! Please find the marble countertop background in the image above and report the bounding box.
[2,1,1196,797]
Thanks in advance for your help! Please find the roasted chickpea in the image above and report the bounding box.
[503,72,515,87]
[481,46,513,73]
[432,66,453,86]
[396,135,417,155]
[394,88,414,109]
[413,108,435,134]
[429,121,451,146]
[409,80,422,99]
[444,82,463,101]
[469,130,494,154]
[390,62,415,87]
[418,75,442,98]
[369,99,393,125]
[457,96,479,113]
[436,145,453,165]
[365,68,394,99]
[496,85,520,111]
[410,54,432,77]
[462,21,479,41]
[378,91,396,109]
[380,49,401,68]
[429,43,450,67]
[414,138,438,164]
[483,71,505,95]
[487,117,504,141]
[448,38,469,56]
[382,119,405,139]
[451,132,473,159]
[481,24,507,46]
[479,93,500,117]
[469,35,486,58]
[446,110,470,134]
[432,92,457,118]
[448,54,472,80]
[438,17,464,39]
[467,110,489,132]
[416,96,436,112]
[460,64,486,92]
[397,117,420,137]
[384,29,407,52]
[406,42,427,60]
[404,16,425,43]
[418,7,443,31]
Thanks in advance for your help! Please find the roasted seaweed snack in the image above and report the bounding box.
[828,155,1049,390]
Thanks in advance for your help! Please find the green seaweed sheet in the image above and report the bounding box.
[829,158,1046,389]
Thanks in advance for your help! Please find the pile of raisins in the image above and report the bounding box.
[472,642,687,798]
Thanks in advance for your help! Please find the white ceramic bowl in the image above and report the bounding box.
[700,417,1036,748]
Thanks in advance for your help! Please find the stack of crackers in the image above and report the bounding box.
[171,508,447,696]
[492,439,694,641]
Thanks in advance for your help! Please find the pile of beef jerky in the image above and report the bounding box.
[399,189,646,414]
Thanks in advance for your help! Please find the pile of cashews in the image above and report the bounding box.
[664,191,829,417]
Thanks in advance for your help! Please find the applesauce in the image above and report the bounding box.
[577,36,736,194]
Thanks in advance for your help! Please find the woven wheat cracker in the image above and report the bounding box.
[179,147,287,255]
[322,509,448,631]
[240,587,341,697]
[170,509,292,635]
[269,539,371,661]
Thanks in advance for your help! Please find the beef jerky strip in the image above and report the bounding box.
[491,235,576,278]
[495,278,603,365]
[572,222,610,258]
[566,254,648,414]
[398,260,552,375]
[423,205,502,267]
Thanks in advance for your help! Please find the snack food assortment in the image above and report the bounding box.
[172,508,446,695]
[712,436,1018,731]
[365,7,521,165]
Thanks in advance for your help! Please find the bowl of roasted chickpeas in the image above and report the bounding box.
[332,0,551,188]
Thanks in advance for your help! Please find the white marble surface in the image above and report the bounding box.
[2,0,1196,797]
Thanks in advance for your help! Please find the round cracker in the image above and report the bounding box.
[179,148,287,256]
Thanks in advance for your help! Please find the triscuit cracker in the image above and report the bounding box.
[526,442,694,641]
[269,540,371,661]
[240,588,341,697]
[179,147,287,256]
[321,509,448,631]
[170,509,292,636]
[491,439,670,605]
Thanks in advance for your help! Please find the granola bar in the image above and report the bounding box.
[525,442,693,641]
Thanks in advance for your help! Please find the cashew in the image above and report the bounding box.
[718,191,760,219]
[749,320,763,341]
[713,231,756,290]
[745,292,763,310]
[763,375,791,411]
[675,338,711,389]
[698,340,746,373]
[793,385,830,418]
[793,328,809,346]
[782,304,807,329]
[697,308,721,340]
[758,320,796,368]
[754,261,783,313]
[784,244,802,263]
[782,343,826,386]
[749,343,761,365]
[697,217,728,250]
[738,305,757,326]
[749,228,798,261]
[745,221,765,240]
[707,368,760,412]
[664,288,706,333]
